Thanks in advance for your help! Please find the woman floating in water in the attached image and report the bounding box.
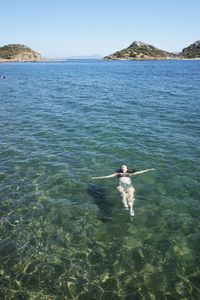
[92,165,155,217]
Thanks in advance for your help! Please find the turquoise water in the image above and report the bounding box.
[0,60,200,299]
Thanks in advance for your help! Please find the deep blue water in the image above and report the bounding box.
[0,60,200,299]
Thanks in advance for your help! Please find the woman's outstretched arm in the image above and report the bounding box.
[131,168,155,176]
[92,173,117,180]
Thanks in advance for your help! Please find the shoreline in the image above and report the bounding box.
[1,58,200,63]
[102,57,200,61]
[0,58,67,63]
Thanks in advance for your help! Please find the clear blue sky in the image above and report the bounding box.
[1,0,200,58]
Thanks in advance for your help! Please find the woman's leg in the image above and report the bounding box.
[127,187,135,216]
[117,186,128,208]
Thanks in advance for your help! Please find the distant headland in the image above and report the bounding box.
[103,40,200,60]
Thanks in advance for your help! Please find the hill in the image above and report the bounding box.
[0,44,41,61]
[178,40,200,58]
[103,41,178,60]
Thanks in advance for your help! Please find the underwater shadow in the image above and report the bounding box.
[87,183,113,222]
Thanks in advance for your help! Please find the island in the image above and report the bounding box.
[1,40,200,62]
[179,40,200,59]
[0,44,42,62]
[103,40,200,60]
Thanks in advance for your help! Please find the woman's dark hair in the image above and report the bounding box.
[116,168,136,173]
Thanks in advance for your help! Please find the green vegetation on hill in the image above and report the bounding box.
[104,41,177,60]
[104,40,200,60]
[179,40,200,58]
[0,44,41,60]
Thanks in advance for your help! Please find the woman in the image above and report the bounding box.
[92,165,155,216]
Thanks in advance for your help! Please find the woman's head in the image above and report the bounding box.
[121,165,128,173]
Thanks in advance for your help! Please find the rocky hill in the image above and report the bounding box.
[103,41,178,60]
[178,40,200,58]
[0,44,41,61]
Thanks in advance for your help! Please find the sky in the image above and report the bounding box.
[1,0,200,58]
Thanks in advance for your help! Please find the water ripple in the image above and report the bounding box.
[0,60,200,299]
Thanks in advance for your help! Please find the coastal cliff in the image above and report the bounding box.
[0,44,41,61]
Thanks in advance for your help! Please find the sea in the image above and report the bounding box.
[0,59,200,299]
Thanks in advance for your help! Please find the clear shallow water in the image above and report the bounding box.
[0,60,200,299]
